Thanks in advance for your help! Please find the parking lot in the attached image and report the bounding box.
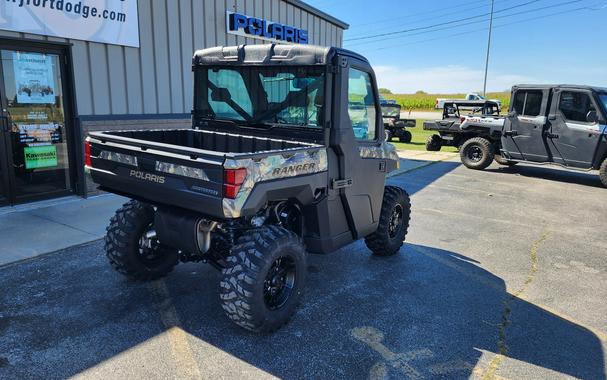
[1,157,606,380]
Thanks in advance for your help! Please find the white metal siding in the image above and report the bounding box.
[0,0,344,118]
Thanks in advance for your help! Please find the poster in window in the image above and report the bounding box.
[13,52,56,104]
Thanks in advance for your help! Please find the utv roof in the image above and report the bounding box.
[513,84,607,93]
[193,44,368,66]
[444,100,500,107]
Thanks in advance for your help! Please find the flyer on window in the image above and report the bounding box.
[13,52,56,104]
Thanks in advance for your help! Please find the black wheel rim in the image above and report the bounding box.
[388,204,403,239]
[138,224,164,264]
[467,145,483,162]
[264,256,296,310]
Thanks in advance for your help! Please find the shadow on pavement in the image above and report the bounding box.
[391,159,461,195]
[0,241,604,379]
[487,164,604,188]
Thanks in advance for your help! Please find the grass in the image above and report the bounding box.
[381,91,511,111]
[389,120,458,152]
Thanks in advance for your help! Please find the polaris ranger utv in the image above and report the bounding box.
[380,98,415,143]
[85,44,411,332]
[423,100,501,151]
[456,85,607,187]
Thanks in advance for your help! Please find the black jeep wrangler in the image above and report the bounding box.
[456,85,607,187]
[86,44,411,332]
[380,98,415,143]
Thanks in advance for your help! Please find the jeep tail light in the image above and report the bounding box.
[460,116,466,124]
[84,141,91,167]
[224,168,247,199]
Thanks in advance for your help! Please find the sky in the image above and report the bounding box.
[305,0,607,94]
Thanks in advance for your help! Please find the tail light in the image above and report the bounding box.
[223,168,247,199]
[460,116,466,124]
[84,140,91,167]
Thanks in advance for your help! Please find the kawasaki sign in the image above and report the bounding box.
[226,12,308,44]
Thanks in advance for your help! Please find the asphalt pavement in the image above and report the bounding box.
[1,158,606,379]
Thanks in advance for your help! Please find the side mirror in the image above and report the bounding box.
[586,110,598,124]
[508,111,517,118]
[211,88,231,102]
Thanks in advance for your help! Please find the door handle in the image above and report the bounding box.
[544,132,559,139]
[503,130,518,137]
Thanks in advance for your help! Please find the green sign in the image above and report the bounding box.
[24,145,58,169]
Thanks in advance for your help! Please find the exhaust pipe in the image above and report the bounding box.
[154,208,217,254]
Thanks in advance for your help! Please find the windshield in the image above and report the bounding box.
[381,104,400,117]
[194,66,325,129]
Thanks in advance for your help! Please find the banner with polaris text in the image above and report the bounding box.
[0,0,139,47]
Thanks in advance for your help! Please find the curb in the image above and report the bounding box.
[388,155,458,178]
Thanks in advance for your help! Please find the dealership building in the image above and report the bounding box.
[0,0,347,206]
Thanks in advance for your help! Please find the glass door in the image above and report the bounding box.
[0,49,73,203]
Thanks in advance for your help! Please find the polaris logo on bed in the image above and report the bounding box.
[227,12,308,44]
[129,170,165,184]
[272,163,316,177]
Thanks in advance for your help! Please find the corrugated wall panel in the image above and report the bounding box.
[167,0,184,113]
[69,40,94,115]
[138,0,158,114]
[124,47,143,114]
[151,0,171,114]
[202,0,216,48]
[106,45,127,114]
[88,44,111,114]
[180,0,194,113]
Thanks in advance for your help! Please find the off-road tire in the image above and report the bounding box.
[219,226,306,333]
[399,130,412,143]
[494,154,518,166]
[460,137,494,170]
[426,135,442,151]
[385,130,393,142]
[105,200,178,281]
[365,186,411,256]
[599,158,607,188]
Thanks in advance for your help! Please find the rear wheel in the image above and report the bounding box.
[365,186,411,256]
[425,135,442,151]
[494,154,518,166]
[399,130,412,143]
[105,200,179,281]
[599,158,607,188]
[460,137,494,170]
[219,226,306,333]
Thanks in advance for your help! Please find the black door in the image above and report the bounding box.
[0,40,76,205]
[548,89,603,168]
[501,89,551,162]
[333,57,386,239]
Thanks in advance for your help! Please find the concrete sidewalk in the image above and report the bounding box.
[0,194,127,266]
[0,150,457,267]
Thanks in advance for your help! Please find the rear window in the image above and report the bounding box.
[512,90,543,117]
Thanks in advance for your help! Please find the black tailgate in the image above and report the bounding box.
[86,134,226,218]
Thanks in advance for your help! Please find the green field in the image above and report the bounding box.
[381,91,511,111]
[389,120,458,152]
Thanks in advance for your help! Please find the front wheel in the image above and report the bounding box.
[399,130,412,143]
[219,226,306,333]
[599,158,607,188]
[460,137,494,170]
[105,200,179,281]
[365,186,411,256]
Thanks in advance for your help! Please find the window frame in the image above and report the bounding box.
[347,65,380,143]
[512,90,543,117]
[557,90,599,125]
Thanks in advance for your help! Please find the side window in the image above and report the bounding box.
[559,91,596,123]
[512,90,542,116]
[348,68,377,141]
